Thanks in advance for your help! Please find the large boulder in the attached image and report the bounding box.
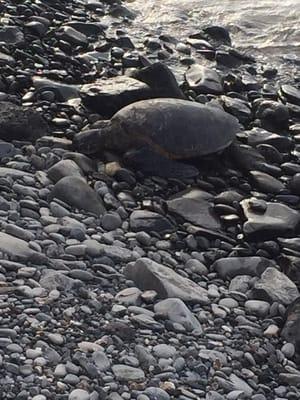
[154,298,202,332]
[252,267,299,305]
[0,102,48,142]
[124,258,209,305]
[50,176,106,216]
[185,65,223,94]
[241,198,300,240]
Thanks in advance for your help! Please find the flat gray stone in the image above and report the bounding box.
[130,210,175,233]
[185,64,223,94]
[124,257,209,305]
[167,189,221,230]
[241,198,300,239]
[213,257,272,279]
[69,389,90,400]
[50,176,106,216]
[47,159,85,183]
[0,232,40,261]
[154,298,202,332]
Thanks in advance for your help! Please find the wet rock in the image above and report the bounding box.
[241,198,300,239]
[213,257,272,279]
[132,62,185,99]
[33,77,80,102]
[279,84,300,106]
[250,170,285,194]
[154,298,202,332]
[255,99,290,131]
[241,127,292,151]
[253,267,299,305]
[124,257,209,304]
[221,96,252,124]
[81,76,153,118]
[57,26,88,46]
[130,210,174,233]
[50,176,106,215]
[185,65,223,94]
[0,102,48,142]
[47,160,85,183]
[167,189,221,231]
[203,25,231,45]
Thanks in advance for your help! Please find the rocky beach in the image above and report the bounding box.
[0,0,300,399]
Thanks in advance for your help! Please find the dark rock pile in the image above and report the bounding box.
[0,0,300,400]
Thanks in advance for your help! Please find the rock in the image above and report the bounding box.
[39,270,82,292]
[242,127,292,151]
[69,389,90,400]
[112,364,145,382]
[0,140,15,158]
[250,171,285,194]
[203,25,231,45]
[241,198,300,240]
[130,210,174,233]
[132,62,185,99]
[33,77,80,102]
[0,102,48,142]
[255,100,290,132]
[102,212,122,230]
[152,344,176,358]
[221,96,252,124]
[289,173,300,195]
[115,287,142,306]
[229,374,253,396]
[0,26,24,45]
[167,189,221,230]
[154,298,202,331]
[144,388,170,400]
[213,257,272,279]
[279,84,300,106]
[281,343,295,358]
[65,21,104,36]
[245,300,270,317]
[58,26,88,46]
[47,160,85,183]
[92,351,111,371]
[0,232,41,261]
[124,257,209,304]
[81,76,153,118]
[253,267,299,305]
[63,152,96,174]
[185,65,223,94]
[50,176,106,215]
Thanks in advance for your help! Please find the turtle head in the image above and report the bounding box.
[73,120,111,155]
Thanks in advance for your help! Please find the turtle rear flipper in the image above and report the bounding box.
[124,147,199,179]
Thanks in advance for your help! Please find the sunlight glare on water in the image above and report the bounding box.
[128,0,300,62]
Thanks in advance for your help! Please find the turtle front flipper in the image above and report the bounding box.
[124,146,199,179]
[73,129,103,154]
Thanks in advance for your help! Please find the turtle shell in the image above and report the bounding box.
[108,98,240,159]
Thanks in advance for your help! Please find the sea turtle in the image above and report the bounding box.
[74,98,240,178]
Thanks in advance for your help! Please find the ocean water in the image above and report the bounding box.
[126,0,300,65]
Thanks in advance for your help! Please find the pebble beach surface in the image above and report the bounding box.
[0,1,300,400]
